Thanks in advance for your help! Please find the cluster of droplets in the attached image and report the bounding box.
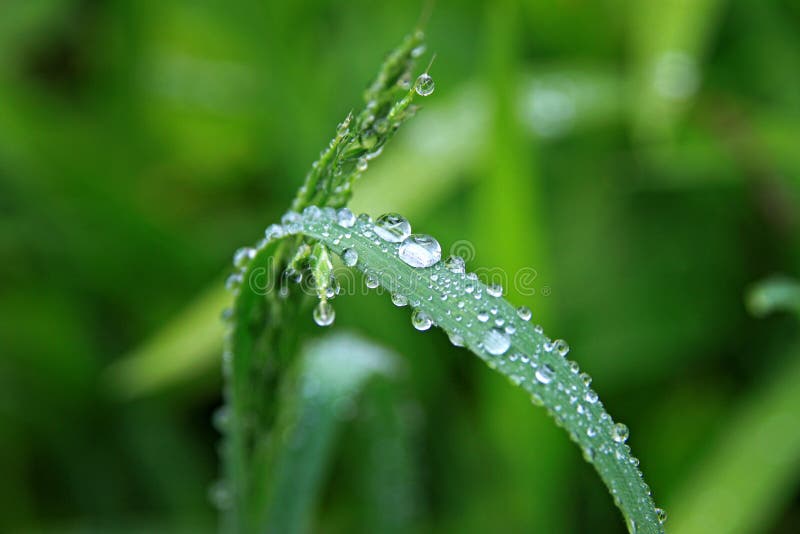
[226,207,666,529]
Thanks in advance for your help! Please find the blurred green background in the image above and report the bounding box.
[2,0,800,532]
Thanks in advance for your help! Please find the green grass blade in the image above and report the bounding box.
[255,333,400,534]
[228,207,665,533]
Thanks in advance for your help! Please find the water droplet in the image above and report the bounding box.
[477,311,489,323]
[612,423,630,444]
[580,372,592,387]
[313,300,335,326]
[264,224,285,241]
[655,508,667,525]
[448,332,465,347]
[414,73,435,96]
[412,309,432,331]
[337,208,356,228]
[365,272,380,289]
[398,234,441,268]
[356,157,368,172]
[483,327,511,355]
[535,364,555,384]
[225,273,242,292]
[374,213,412,243]
[208,480,232,510]
[391,293,408,307]
[281,211,302,233]
[569,361,580,374]
[584,390,599,404]
[516,306,532,321]
[233,247,256,269]
[342,248,358,267]
[487,284,503,297]
[444,255,465,274]
[587,426,597,438]
[553,339,570,357]
[212,406,229,433]
[411,44,427,58]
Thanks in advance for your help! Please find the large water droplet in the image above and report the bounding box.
[342,248,358,267]
[412,309,432,331]
[374,213,412,243]
[612,423,630,444]
[414,73,435,96]
[398,234,441,268]
[483,327,511,355]
[516,306,532,321]
[313,300,335,326]
[535,364,555,384]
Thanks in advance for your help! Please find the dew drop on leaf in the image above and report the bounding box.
[655,508,668,525]
[365,272,380,289]
[398,234,441,268]
[374,213,412,243]
[516,306,532,321]
[414,73,435,96]
[336,208,356,228]
[313,300,336,327]
[483,327,511,355]
[444,255,465,274]
[535,363,555,384]
[487,284,503,297]
[553,339,570,357]
[411,309,432,331]
[391,293,408,307]
[612,423,630,444]
[342,248,358,267]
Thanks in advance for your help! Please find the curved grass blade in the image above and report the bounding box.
[230,207,666,533]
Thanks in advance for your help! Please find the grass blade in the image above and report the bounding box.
[228,207,666,533]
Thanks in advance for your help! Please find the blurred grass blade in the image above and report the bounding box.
[746,276,800,318]
[667,344,800,534]
[229,207,666,533]
[255,333,401,534]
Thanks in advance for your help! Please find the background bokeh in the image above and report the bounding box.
[2,0,800,532]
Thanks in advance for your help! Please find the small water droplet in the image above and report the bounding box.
[281,211,302,233]
[336,208,356,228]
[584,390,599,404]
[483,327,511,355]
[264,224,285,241]
[535,364,555,384]
[444,255,465,274]
[448,332,465,347]
[356,157,368,172]
[342,248,358,267]
[655,508,667,525]
[365,272,380,289]
[580,372,592,387]
[587,426,597,438]
[391,293,408,307]
[487,284,503,297]
[313,300,335,326]
[398,234,441,268]
[414,73,435,96]
[612,423,630,444]
[233,247,256,269]
[553,339,570,357]
[225,273,242,292]
[411,44,427,58]
[516,306,532,321]
[374,213,412,243]
[412,309,432,331]
[477,311,489,323]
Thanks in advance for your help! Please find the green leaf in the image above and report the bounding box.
[229,207,665,533]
